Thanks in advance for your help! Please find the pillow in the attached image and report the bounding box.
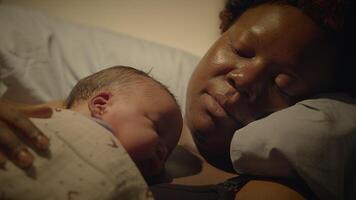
[0,5,199,113]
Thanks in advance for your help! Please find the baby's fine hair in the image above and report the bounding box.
[65,65,177,108]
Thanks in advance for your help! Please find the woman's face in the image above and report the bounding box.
[186,4,331,148]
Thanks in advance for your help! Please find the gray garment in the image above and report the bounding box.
[230,94,356,200]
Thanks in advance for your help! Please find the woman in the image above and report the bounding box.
[184,1,356,199]
[1,0,355,199]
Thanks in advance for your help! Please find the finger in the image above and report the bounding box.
[0,120,34,168]
[0,101,53,118]
[0,106,50,151]
[19,106,53,118]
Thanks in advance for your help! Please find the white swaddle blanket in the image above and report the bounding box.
[0,109,152,200]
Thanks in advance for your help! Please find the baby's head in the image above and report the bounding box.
[65,66,183,178]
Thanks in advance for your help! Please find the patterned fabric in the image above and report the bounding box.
[0,109,152,200]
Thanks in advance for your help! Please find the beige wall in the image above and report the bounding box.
[2,0,224,57]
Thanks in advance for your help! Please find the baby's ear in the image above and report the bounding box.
[88,92,112,118]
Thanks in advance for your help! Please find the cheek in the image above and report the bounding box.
[117,128,159,162]
[259,87,295,113]
[191,37,235,84]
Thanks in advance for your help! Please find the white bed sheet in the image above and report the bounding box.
[0,5,199,114]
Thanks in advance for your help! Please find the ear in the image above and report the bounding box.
[88,92,112,119]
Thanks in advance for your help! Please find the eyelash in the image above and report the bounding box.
[237,49,255,58]
[153,121,160,136]
[231,45,255,59]
[273,78,292,99]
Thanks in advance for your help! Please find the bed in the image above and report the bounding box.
[0,4,234,200]
[3,4,353,200]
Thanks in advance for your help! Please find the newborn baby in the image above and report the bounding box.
[65,65,183,177]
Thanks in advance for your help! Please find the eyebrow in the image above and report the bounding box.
[247,27,262,45]
[230,25,261,49]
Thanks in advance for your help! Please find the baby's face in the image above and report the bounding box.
[101,80,182,178]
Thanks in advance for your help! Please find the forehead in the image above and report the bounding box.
[235,4,320,33]
[229,4,323,66]
[114,79,180,119]
[123,80,182,146]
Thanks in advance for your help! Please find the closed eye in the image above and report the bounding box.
[273,81,293,100]
[228,31,256,59]
[274,73,294,98]
[233,47,255,59]
[152,120,161,136]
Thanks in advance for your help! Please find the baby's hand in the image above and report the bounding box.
[0,101,52,168]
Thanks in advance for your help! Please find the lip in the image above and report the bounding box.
[203,91,245,128]
[200,92,245,132]
[209,91,230,107]
[202,92,229,119]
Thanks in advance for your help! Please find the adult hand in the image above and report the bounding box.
[0,101,52,168]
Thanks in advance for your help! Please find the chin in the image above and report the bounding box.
[187,105,238,133]
[135,158,164,179]
[141,167,162,179]
[187,111,214,133]
[188,109,243,146]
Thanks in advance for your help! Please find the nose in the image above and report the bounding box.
[226,59,268,101]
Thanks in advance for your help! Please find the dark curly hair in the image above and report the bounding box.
[219,0,348,33]
[219,0,356,96]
